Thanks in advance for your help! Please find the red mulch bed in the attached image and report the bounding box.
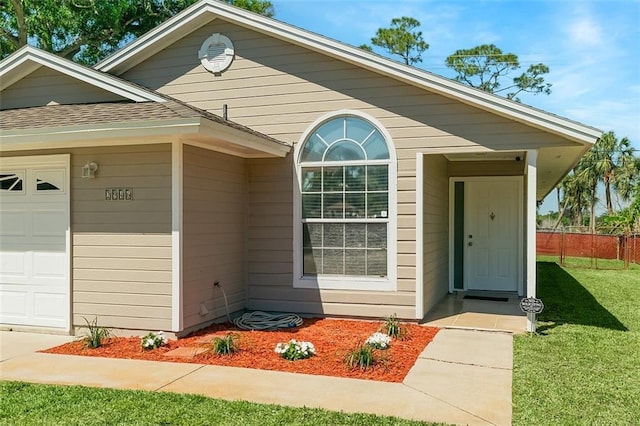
[42,318,439,383]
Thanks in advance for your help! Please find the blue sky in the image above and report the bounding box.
[272,0,640,212]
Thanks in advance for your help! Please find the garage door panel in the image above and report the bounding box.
[0,156,69,330]
[0,290,28,318]
[0,251,26,275]
[34,292,67,319]
[33,210,67,236]
[32,252,67,278]
[0,210,27,236]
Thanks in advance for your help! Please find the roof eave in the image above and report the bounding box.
[0,115,291,158]
[0,46,166,103]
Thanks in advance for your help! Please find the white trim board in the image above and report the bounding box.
[0,46,165,103]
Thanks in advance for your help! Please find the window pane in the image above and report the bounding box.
[0,174,22,191]
[345,193,365,218]
[345,223,366,248]
[323,249,344,274]
[345,117,373,143]
[323,223,343,248]
[300,134,326,162]
[367,249,387,276]
[325,141,365,161]
[302,194,321,218]
[303,248,322,275]
[345,166,365,191]
[345,249,366,275]
[367,165,388,191]
[363,131,389,159]
[303,223,322,248]
[367,223,387,248]
[367,193,388,218]
[323,193,343,218]
[315,117,344,143]
[298,115,392,279]
[301,167,322,192]
[323,167,343,192]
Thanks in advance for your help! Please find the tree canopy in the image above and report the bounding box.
[361,17,429,65]
[554,131,639,232]
[445,44,551,101]
[0,0,274,65]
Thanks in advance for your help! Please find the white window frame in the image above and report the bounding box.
[293,110,397,291]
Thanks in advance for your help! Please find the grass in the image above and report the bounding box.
[555,255,640,270]
[513,260,640,425]
[0,381,438,426]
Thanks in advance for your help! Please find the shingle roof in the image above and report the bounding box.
[0,100,290,149]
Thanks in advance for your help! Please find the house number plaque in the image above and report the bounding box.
[519,297,544,314]
[105,188,133,201]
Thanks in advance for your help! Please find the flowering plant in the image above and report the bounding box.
[365,332,392,349]
[274,339,316,361]
[141,331,168,350]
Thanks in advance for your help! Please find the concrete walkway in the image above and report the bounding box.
[0,328,513,425]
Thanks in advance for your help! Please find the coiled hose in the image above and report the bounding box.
[233,311,303,331]
[215,281,303,330]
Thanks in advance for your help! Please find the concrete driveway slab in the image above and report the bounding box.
[0,331,73,361]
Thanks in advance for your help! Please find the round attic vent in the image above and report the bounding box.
[198,33,234,74]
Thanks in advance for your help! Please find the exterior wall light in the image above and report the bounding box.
[82,161,98,179]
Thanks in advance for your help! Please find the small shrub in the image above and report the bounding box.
[141,331,168,350]
[365,332,391,349]
[80,317,111,348]
[379,313,405,339]
[274,339,316,361]
[344,344,376,370]
[211,333,239,355]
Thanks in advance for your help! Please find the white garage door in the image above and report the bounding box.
[0,155,70,330]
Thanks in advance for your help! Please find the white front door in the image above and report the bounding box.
[0,155,70,329]
[465,179,520,292]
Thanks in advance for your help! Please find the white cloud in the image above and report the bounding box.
[566,17,605,48]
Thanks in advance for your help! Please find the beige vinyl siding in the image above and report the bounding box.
[422,155,450,315]
[121,21,576,152]
[182,145,247,329]
[1,145,173,331]
[246,156,415,319]
[1,67,125,110]
[119,20,575,317]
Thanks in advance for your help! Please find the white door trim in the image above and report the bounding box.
[448,176,524,295]
[0,154,71,332]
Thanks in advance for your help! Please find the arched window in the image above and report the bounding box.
[294,112,396,291]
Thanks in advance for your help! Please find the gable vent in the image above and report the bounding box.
[198,33,234,75]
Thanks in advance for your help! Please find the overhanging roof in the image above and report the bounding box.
[95,0,601,146]
[0,101,291,158]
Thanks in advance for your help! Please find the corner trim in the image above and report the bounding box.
[171,141,184,332]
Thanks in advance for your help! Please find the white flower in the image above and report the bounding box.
[366,332,391,349]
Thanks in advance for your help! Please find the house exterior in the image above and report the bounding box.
[0,0,601,336]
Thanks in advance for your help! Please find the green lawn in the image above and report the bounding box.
[513,261,640,425]
[0,381,438,426]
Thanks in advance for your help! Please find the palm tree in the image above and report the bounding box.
[592,131,635,215]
